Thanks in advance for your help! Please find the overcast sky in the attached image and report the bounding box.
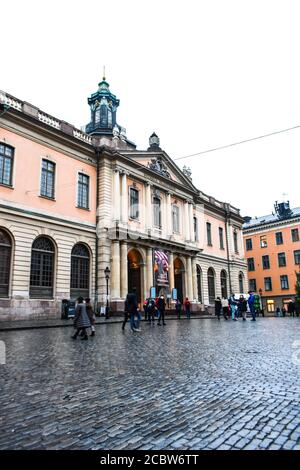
[1,0,300,217]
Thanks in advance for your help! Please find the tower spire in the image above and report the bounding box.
[103,65,106,81]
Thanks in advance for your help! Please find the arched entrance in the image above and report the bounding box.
[128,249,142,303]
[174,257,184,303]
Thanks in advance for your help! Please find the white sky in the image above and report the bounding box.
[1,0,300,217]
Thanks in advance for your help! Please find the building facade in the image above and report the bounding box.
[0,80,247,320]
[243,202,300,313]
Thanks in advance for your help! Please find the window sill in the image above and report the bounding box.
[76,206,90,211]
[0,183,13,189]
[39,195,56,201]
[129,217,140,222]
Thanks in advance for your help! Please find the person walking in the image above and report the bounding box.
[143,299,148,321]
[147,298,156,325]
[72,297,91,340]
[126,288,140,332]
[281,306,286,318]
[157,295,166,326]
[239,295,248,321]
[184,297,191,319]
[288,301,295,317]
[221,297,229,320]
[215,297,222,321]
[248,291,256,321]
[229,293,238,321]
[122,297,129,331]
[85,298,96,336]
[175,299,182,319]
[276,306,281,317]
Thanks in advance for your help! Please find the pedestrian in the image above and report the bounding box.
[238,295,248,321]
[276,306,281,317]
[287,301,295,317]
[85,298,96,336]
[143,298,148,321]
[229,293,238,321]
[175,299,182,319]
[248,291,256,321]
[215,297,222,321]
[281,306,286,318]
[126,287,140,332]
[157,295,166,325]
[221,297,229,320]
[147,298,156,324]
[184,297,191,319]
[71,296,91,340]
[122,297,129,331]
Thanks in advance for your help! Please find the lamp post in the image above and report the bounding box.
[104,266,110,319]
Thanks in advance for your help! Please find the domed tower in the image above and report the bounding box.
[85,73,120,136]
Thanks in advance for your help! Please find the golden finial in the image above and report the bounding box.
[103,65,106,81]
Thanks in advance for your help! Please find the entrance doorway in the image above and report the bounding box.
[127,249,142,303]
[174,257,184,303]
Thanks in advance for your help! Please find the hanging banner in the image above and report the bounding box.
[153,250,169,286]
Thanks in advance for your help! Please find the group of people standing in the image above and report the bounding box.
[122,289,192,332]
[214,292,259,322]
[276,301,299,317]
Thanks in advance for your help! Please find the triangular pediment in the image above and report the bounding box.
[122,150,197,192]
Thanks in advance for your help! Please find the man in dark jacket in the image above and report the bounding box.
[157,296,166,326]
[126,288,139,332]
[288,301,295,317]
[215,297,222,321]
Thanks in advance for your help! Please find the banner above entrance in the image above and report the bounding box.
[154,250,169,287]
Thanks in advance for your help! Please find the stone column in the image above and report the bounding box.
[145,183,152,230]
[120,241,128,298]
[192,258,198,301]
[167,192,172,237]
[111,240,120,298]
[113,169,120,221]
[168,251,174,292]
[142,262,147,301]
[146,247,153,295]
[121,172,128,224]
[186,256,193,300]
[189,203,194,242]
[184,201,190,241]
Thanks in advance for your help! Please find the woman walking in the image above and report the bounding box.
[72,297,91,340]
[85,298,96,336]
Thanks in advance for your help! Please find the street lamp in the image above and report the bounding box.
[104,266,111,319]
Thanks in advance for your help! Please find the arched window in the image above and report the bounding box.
[239,272,244,293]
[0,229,12,298]
[30,237,55,298]
[220,270,228,298]
[70,244,90,299]
[196,265,202,302]
[208,268,215,304]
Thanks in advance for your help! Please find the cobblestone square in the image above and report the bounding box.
[0,318,299,450]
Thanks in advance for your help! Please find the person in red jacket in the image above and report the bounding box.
[184,297,191,319]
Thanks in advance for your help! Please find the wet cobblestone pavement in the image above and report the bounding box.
[0,318,299,450]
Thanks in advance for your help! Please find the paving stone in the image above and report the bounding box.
[0,318,299,450]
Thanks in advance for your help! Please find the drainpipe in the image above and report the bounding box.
[225,208,232,294]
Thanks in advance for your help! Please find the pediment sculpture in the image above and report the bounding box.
[148,158,171,179]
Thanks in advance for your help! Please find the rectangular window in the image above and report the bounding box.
[233,231,239,253]
[172,204,180,233]
[246,238,252,251]
[294,250,300,265]
[267,300,275,313]
[193,217,198,242]
[247,258,255,271]
[280,275,289,290]
[276,232,283,245]
[41,159,55,199]
[264,277,272,291]
[291,228,299,242]
[260,235,267,248]
[129,187,139,219]
[153,197,161,228]
[278,252,286,267]
[262,255,270,269]
[206,222,212,246]
[219,227,224,250]
[249,279,257,292]
[77,173,89,209]
[0,144,14,186]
